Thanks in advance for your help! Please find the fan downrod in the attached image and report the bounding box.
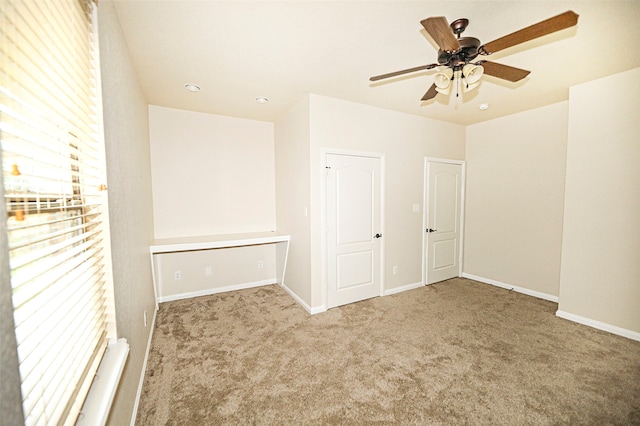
[450,18,469,37]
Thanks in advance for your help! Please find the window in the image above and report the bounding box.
[0,0,117,424]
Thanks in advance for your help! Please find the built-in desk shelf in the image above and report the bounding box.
[150,231,290,253]
[149,231,290,303]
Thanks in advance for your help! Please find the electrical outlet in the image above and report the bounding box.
[257,260,264,269]
[174,270,182,280]
[143,310,147,327]
[392,265,398,275]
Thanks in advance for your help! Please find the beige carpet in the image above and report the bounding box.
[135,278,640,425]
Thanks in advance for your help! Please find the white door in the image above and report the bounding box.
[326,153,382,309]
[424,160,463,285]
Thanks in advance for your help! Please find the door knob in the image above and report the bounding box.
[426,228,437,233]
[374,233,382,238]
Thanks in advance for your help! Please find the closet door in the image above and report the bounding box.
[326,153,382,308]
[424,160,463,284]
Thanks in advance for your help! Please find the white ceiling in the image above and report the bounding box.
[112,1,640,125]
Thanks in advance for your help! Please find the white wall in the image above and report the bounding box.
[148,105,276,239]
[154,245,277,302]
[308,95,466,309]
[98,2,157,424]
[147,107,279,304]
[274,96,312,306]
[558,68,640,335]
[464,102,569,299]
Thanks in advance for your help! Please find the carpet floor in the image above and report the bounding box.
[135,278,640,425]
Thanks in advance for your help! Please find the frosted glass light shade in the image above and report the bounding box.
[434,68,453,89]
[463,64,484,85]
[435,85,451,95]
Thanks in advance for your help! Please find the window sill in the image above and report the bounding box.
[77,338,130,426]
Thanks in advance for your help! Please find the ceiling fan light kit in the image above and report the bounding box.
[434,68,453,94]
[462,64,483,85]
[370,11,579,103]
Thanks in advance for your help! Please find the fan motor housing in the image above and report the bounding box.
[437,36,481,65]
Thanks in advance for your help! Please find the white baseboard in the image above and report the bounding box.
[555,310,640,342]
[308,305,327,315]
[283,281,425,313]
[384,281,423,296]
[157,279,276,303]
[461,273,559,303]
[130,306,157,426]
[281,282,428,314]
[280,282,326,315]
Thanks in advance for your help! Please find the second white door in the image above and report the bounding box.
[424,160,463,285]
[326,153,382,309]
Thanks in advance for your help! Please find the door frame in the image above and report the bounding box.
[422,157,466,285]
[321,148,386,309]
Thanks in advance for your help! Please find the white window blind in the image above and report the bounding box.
[0,0,115,424]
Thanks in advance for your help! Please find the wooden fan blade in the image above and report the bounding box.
[370,64,437,81]
[421,83,438,101]
[421,17,460,52]
[480,11,578,55]
[481,61,530,82]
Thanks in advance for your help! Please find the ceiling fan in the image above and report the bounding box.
[370,11,579,101]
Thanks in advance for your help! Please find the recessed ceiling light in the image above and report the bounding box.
[184,84,200,92]
[255,96,269,104]
[479,103,490,111]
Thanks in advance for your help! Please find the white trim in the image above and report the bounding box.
[423,158,466,285]
[149,251,159,311]
[320,147,386,160]
[461,273,559,303]
[309,305,327,315]
[157,279,276,303]
[78,338,130,426]
[281,282,327,315]
[275,235,290,287]
[555,310,640,342]
[422,160,427,286]
[384,281,423,296]
[424,157,466,166]
[129,306,157,426]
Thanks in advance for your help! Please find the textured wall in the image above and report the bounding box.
[464,102,569,298]
[98,1,157,424]
[154,245,277,301]
[559,67,640,334]
[148,105,276,239]
[274,97,313,306]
